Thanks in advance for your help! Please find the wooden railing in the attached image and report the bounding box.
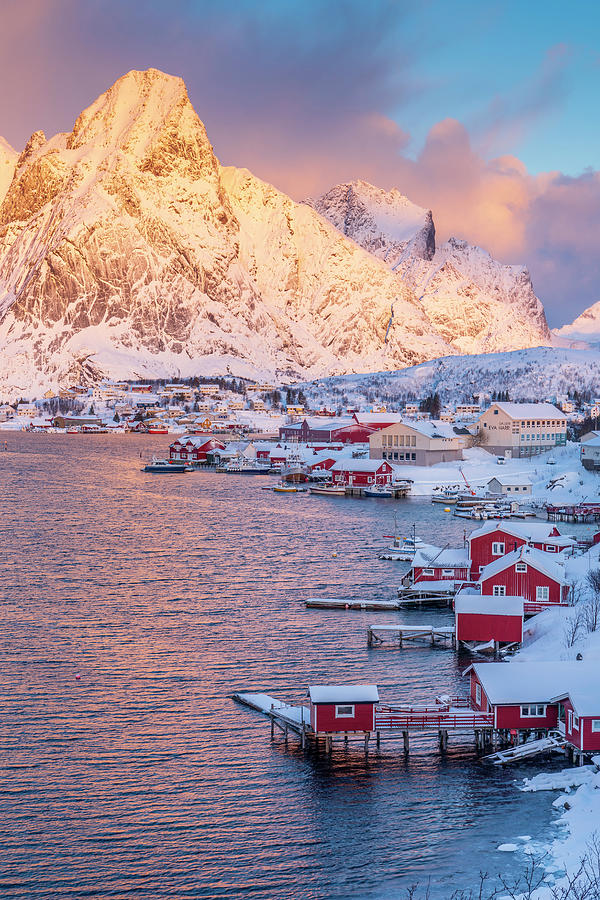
[374,709,494,730]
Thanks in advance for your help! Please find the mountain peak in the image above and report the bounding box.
[307,180,435,265]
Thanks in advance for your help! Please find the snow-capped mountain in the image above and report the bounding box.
[301,347,600,407]
[0,69,551,397]
[306,180,435,266]
[553,301,600,344]
[311,183,551,356]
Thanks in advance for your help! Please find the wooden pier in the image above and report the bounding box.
[305,597,401,611]
[367,623,456,648]
[232,692,498,757]
[546,502,600,523]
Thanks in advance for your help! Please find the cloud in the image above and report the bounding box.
[0,0,596,327]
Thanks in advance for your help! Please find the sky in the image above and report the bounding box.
[0,0,598,327]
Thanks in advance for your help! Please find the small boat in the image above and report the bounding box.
[364,485,393,498]
[432,489,459,504]
[225,460,271,474]
[142,457,188,473]
[273,483,298,493]
[379,535,429,561]
[309,484,346,496]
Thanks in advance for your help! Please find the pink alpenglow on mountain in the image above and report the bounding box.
[0,68,551,397]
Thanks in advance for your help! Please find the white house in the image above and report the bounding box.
[486,475,533,496]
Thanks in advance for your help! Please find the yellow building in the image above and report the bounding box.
[477,402,567,458]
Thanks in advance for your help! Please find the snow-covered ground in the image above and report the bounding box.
[497,552,600,898]
[390,442,595,506]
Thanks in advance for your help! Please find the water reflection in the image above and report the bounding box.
[0,435,570,898]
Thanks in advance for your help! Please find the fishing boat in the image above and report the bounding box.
[273,482,299,493]
[364,485,393,498]
[142,457,188,473]
[379,535,430,561]
[225,459,271,474]
[309,484,346,496]
[431,488,459,504]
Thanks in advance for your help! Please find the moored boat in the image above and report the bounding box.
[309,484,346,496]
[364,485,393,498]
[143,457,189,473]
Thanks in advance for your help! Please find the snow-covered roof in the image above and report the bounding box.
[490,402,566,420]
[285,417,354,432]
[377,418,461,440]
[330,458,390,472]
[487,474,533,487]
[469,520,574,547]
[412,548,470,568]
[353,413,404,425]
[470,662,598,706]
[550,677,600,717]
[308,685,379,704]
[455,595,524,616]
[582,435,600,448]
[479,545,567,585]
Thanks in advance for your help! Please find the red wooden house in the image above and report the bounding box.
[468,662,600,753]
[330,459,394,487]
[308,685,379,733]
[409,549,470,583]
[169,435,226,463]
[454,595,523,645]
[467,662,561,730]
[468,521,575,579]
[550,682,600,755]
[478,545,570,614]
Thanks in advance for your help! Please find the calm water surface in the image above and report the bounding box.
[0,435,570,899]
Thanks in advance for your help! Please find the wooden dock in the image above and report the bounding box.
[367,623,456,648]
[305,597,401,611]
[232,691,499,755]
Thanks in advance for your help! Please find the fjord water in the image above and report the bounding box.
[0,435,558,899]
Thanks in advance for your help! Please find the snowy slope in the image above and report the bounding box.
[0,68,459,397]
[312,181,551,355]
[0,69,557,398]
[401,238,550,355]
[306,180,435,266]
[301,346,600,406]
[553,300,600,344]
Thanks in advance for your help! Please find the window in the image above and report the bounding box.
[573,714,580,731]
[492,542,505,555]
[516,563,527,573]
[423,568,435,576]
[545,545,556,552]
[335,705,355,718]
[536,586,550,601]
[592,720,600,732]
[475,684,482,705]
[493,409,498,414]
[394,452,399,460]
[493,585,506,596]
[442,569,455,577]
[521,704,546,717]
[411,453,416,460]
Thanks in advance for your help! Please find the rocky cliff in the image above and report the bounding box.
[0,69,552,396]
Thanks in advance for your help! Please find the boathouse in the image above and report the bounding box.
[468,662,600,753]
[454,595,523,645]
[549,682,600,755]
[468,662,561,730]
[169,435,226,463]
[478,545,570,613]
[410,548,470,583]
[468,521,575,579]
[308,685,379,733]
[330,459,394,487]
